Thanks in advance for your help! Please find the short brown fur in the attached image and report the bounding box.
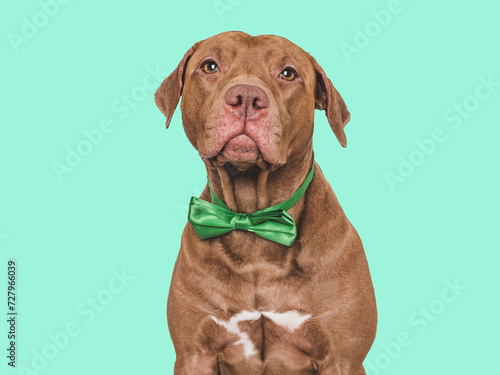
[156,31,377,374]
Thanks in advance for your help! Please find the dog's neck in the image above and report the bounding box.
[206,147,314,213]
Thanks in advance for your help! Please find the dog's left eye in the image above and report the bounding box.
[279,68,297,81]
[202,61,220,74]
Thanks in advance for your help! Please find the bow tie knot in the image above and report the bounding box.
[232,213,252,230]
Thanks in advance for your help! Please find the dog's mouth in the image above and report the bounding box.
[202,134,272,171]
[221,134,260,161]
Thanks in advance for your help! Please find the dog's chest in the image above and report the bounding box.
[199,309,328,369]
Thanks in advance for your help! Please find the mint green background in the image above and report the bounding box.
[1,0,499,374]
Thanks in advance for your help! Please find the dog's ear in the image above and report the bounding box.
[311,57,350,147]
[155,42,201,128]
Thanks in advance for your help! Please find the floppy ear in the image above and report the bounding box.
[311,57,351,147]
[155,42,200,128]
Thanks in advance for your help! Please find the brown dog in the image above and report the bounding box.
[155,31,377,374]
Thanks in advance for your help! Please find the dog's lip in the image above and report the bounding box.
[200,134,263,169]
[223,134,259,153]
[200,133,259,159]
[200,134,284,171]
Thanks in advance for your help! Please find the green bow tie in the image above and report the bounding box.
[187,161,315,246]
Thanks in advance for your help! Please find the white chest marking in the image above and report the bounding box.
[210,310,311,358]
[261,310,312,332]
[210,311,261,358]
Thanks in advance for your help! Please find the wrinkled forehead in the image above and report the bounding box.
[189,32,315,78]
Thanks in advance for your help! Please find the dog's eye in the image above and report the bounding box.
[279,68,297,81]
[202,61,220,74]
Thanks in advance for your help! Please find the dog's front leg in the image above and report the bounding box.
[173,353,221,375]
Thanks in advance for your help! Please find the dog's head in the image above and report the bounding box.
[155,31,350,171]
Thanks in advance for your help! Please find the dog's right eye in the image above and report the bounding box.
[201,61,220,74]
[279,68,297,81]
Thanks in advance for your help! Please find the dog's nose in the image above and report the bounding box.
[224,84,270,119]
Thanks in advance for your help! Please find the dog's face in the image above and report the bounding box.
[156,31,350,171]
